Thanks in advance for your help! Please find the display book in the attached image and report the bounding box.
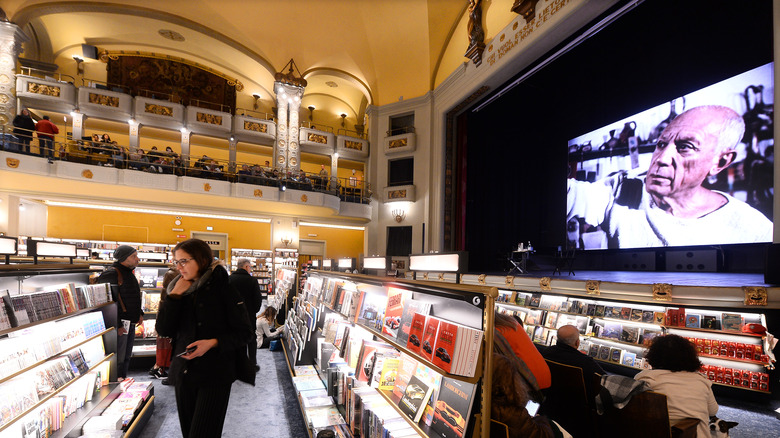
[0,269,123,438]
[496,289,773,393]
[130,265,169,358]
[285,271,490,438]
[273,248,298,294]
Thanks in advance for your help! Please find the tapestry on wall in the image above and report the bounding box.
[106,56,236,112]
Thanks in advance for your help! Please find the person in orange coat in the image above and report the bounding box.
[35,115,59,158]
[494,311,551,389]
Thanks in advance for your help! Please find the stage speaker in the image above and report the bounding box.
[765,244,780,284]
[665,250,717,272]
[606,251,655,271]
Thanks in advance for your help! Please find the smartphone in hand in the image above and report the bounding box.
[177,346,197,357]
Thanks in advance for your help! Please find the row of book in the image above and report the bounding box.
[0,348,110,430]
[308,276,485,378]
[686,336,767,362]
[0,284,111,330]
[592,321,661,346]
[700,365,769,392]
[81,379,153,434]
[497,291,755,332]
[0,312,107,380]
[582,340,646,368]
[12,361,111,438]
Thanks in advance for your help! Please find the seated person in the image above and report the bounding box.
[495,312,551,390]
[541,324,604,403]
[256,306,284,349]
[635,334,717,438]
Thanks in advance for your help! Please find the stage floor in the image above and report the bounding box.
[509,270,773,287]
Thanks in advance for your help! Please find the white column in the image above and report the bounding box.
[0,22,27,126]
[275,96,289,172]
[288,99,300,173]
[180,128,191,167]
[330,152,339,190]
[128,121,140,151]
[228,136,237,172]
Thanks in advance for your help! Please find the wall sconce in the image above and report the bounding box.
[281,235,292,247]
[340,113,347,127]
[72,55,84,76]
[308,105,315,121]
[391,208,406,223]
[252,94,261,111]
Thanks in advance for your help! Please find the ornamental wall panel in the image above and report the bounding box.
[233,182,280,201]
[383,184,416,203]
[233,115,276,144]
[53,160,119,184]
[336,135,369,160]
[15,76,77,113]
[383,132,416,155]
[78,87,132,119]
[134,96,185,128]
[186,105,232,134]
[179,176,231,196]
[299,127,335,155]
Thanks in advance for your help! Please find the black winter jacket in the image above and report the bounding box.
[96,262,143,325]
[155,264,253,386]
[228,269,263,318]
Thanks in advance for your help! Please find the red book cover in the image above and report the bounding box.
[677,308,685,327]
[432,320,458,373]
[382,287,410,337]
[421,316,440,362]
[407,313,427,354]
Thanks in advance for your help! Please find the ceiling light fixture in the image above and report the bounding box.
[340,113,347,127]
[308,106,315,121]
[252,94,261,110]
[43,200,271,223]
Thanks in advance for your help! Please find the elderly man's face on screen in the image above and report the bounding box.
[645,106,738,200]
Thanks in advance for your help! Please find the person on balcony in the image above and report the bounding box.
[12,109,35,153]
[35,115,59,158]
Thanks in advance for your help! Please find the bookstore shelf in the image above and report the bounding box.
[0,353,115,433]
[0,301,115,337]
[123,394,156,438]
[280,340,315,438]
[285,270,496,438]
[49,383,116,438]
[0,327,114,383]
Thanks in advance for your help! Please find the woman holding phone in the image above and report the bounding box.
[156,238,253,437]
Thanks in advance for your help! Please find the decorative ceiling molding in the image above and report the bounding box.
[100,50,244,91]
[302,67,373,105]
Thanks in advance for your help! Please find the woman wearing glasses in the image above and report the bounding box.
[156,238,254,437]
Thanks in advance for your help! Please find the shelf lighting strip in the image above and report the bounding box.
[298,221,365,231]
[43,201,271,223]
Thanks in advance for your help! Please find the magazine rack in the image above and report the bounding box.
[283,270,497,438]
[0,264,154,438]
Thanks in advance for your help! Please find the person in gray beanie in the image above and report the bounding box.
[97,244,143,380]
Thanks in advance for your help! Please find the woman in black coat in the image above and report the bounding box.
[12,109,36,153]
[156,239,253,437]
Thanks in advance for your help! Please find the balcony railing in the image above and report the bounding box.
[80,78,132,94]
[0,125,371,205]
[18,67,76,84]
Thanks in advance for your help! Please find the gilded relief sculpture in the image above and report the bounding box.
[465,0,486,66]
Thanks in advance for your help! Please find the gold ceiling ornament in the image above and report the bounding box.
[99,50,244,91]
[81,169,93,179]
[585,280,600,295]
[423,272,429,280]
[253,189,263,198]
[203,183,211,192]
[477,274,486,285]
[743,286,768,306]
[540,277,551,291]
[6,157,19,168]
[505,276,514,287]
[652,283,673,301]
[438,273,445,281]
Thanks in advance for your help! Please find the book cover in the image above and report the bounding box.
[378,358,400,390]
[604,306,618,319]
[397,375,433,423]
[356,291,386,331]
[430,377,476,438]
[620,326,640,344]
[653,311,666,325]
[431,320,459,373]
[642,310,655,323]
[594,305,606,317]
[392,353,419,399]
[355,340,389,382]
[685,314,701,328]
[598,345,611,361]
[406,313,427,354]
[588,343,599,358]
[722,313,743,331]
[414,363,444,426]
[641,329,662,346]
[396,299,432,346]
[630,309,643,321]
[602,322,622,340]
[382,288,411,338]
[622,352,637,367]
[609,347,623,363]
[701,315,720,330]
[421,316,440,361]
[620,307,631,320]
[528,293,542,307]
[586,304,596,316]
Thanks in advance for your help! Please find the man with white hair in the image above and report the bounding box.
[229,258,263,371]
[567,105,772,248]
[542,325,604,402]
